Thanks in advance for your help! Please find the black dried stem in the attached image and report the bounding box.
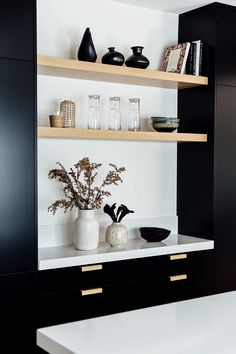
[103,203,134,222]
[48,157,125,214]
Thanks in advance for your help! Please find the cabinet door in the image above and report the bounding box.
[0,58,37,274]
[0,0,35,61]
[0,272,37,352]
[214,85,236,292]
[216,4,236,86]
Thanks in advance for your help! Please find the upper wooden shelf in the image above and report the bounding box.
[38,127,207,143]
[37,56,208,89]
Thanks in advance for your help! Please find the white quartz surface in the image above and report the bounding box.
[37,290,236,354]
[38,234,214,270]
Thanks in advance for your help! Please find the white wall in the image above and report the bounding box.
[37,0,179,247]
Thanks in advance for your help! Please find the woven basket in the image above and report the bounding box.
[49,115,65,128]
[60,100,76,128]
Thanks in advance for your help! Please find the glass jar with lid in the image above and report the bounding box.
[109,96,121,131]
[88,95,100,130]
[128,98,140,131]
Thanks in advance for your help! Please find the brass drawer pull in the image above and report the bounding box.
[170,253,187,261]
[81,288,103,296]
[169,274,188,282]
[81,264,103,272]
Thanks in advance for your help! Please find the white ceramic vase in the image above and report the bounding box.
[105,222,128,248]
[74,209,99,250]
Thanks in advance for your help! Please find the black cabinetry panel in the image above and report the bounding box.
[216,4,236,86]
[214,85,236,292]
[178,2,236,295]
[0,58,37,274]
[0,272,37,353]
[0,0,35,61]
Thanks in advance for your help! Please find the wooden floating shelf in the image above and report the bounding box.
[37,56,208,89]
[38,127,207,143]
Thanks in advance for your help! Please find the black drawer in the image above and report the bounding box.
[37,277,169,328]
[38,255,169,294]
[168,250,213,274]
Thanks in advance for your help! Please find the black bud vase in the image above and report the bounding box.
[77,27,97,62]
[125,46,150,69]
[102,47,125,66]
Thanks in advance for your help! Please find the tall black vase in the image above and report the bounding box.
[125,46,149,69]
[77,28,97,62]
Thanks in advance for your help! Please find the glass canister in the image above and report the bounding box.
[60,99,76,128]
[88,95,100,130]
[109,96,121,131]
[128,98,140,131]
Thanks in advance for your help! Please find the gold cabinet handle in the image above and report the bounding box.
[170,253,187,261]
[81,288,103,296]
[169,274,187,282]
[81,264,103,272]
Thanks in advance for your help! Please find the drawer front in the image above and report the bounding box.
[168,250,213,274]
[37,278,169,328]
[38,255,169,294]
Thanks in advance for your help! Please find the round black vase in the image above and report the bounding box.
[102,47,125,66]
[77,27,97,62]
[125,46,150,69]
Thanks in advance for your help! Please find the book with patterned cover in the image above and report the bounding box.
[161,42,191,74]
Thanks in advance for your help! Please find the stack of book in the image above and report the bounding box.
[186,40,203,76]
[161,40,203,76]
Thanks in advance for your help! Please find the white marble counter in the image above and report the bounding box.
[37,290,236,354]
[38,234,214,270]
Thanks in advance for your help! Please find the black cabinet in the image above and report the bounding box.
[37,250,213,328]
[178,3,236,294]
[214,85,236,292]
[0,58,37,275]
[0,0,36,61]
[0,1,37,350]
[0,272,37,353]
[216,4,236,86]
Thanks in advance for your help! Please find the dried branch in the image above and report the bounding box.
[48,157,125,213]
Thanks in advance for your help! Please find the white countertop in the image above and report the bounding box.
[37,290,236,354]
[38,234,214,270]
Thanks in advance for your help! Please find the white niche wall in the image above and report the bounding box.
[37,0,178,248]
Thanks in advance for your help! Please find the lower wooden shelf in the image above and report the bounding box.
[38,127,207,142]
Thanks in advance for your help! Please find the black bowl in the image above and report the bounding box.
[139,227,171,242]
[151,117,180,132]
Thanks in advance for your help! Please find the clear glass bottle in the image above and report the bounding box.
[109,96,121,130]
[128,98,140,131]
[88,95,100,130]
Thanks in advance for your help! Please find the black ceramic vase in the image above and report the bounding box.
[77,27,97,62]
[125,46,150,69]
[102,47,125,66]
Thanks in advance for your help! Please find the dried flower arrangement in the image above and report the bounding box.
[48,157,125,213]
[104,203,134,222]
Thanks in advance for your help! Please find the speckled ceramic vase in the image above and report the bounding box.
[105,222,128,248]
[74,209,99,250]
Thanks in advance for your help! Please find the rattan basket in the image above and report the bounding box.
[49,115,65,128]
[60,99,76,128]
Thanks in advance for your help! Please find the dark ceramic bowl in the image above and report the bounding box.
[151,117,180,132]
[139,227,171,242]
